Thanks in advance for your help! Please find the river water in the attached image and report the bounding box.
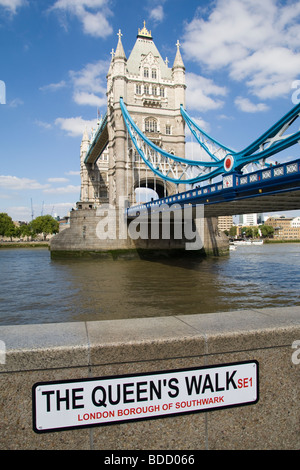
[0,244,299,325]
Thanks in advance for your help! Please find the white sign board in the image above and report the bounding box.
[32,361,259,433]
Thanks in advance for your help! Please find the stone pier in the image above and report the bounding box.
[50,207,228,258]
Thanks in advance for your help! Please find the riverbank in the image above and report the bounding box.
[264,239,300,243]
[0,241,49,248]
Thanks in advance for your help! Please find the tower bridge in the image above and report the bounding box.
[50,23,300,258]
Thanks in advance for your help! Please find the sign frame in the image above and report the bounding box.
[32,360,259,433]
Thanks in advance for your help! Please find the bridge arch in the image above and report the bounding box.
[132,177,175,204]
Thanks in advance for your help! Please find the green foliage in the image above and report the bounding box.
[0,213,59,241]
[259,225,274,238]
[229,226,237,236]
[29,215,59,240]
[0,213,15,238]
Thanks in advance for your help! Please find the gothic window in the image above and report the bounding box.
[166,125,171,135]
[160,87,165,97]
[144,67,149,78]
[136,84,142,95]
[144,85,150,95]
[152,69,157,79]
[152,86,158,96]
[145,118,158,133]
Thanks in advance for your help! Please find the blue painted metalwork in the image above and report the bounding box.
[120,98,224,184]
[181,102,300,174]
[180,105,234,162]
[121,97,300,184]
[127,158,300,217]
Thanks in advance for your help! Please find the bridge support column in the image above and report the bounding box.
[204,216,229,256]
[50,206,229,258]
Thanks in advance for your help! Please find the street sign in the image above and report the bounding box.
[33,361,259,433]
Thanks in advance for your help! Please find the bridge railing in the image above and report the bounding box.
[127,158,300,217]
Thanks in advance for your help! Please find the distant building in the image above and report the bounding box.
[238,213,263,226]
[218,216,233,232]
[266,216,300,239]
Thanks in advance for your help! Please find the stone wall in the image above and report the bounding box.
[50,207,229,257]
[0,306,299,450]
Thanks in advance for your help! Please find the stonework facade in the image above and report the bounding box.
[80,23,186,209]
[50,23,229,256]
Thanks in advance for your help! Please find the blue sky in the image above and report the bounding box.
[1,0,300,221]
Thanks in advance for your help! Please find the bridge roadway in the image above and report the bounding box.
[127,158,300,218]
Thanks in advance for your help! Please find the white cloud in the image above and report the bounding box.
[55,116,98,136]
[51,0,113,38]
[235,97,269,113]
[149,6,164,23]
[73,91,106,107]
[182,0,300,100]
[70,59,108,107]
[0,175,50,191]
[81,9,112,37]
[35,120,53,130]
[70,60,108,93]
[65,170,80,176]
[39,60,109,137]
[43,185,80,194]
[39,80,67,92]
[0,0,26,14]
[8,98,24,108]
[186,72,227,111]
[48,177,69,183]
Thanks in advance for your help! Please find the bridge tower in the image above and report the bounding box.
[51,23,228,257]
[80,23,186,209]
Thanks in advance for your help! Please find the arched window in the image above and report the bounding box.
[152,69,157,79]
[144,67,149,78]
[145,118,158,133]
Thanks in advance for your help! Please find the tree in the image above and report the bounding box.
[241,226,254,238]
[229,226,237,237]
[259,225,274,238]
[0,213,15,240]
[30,215,59,240]
[20,224,34,240]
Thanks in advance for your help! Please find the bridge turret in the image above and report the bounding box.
[172,40,186,109]
[80,128,91,202]
[113,29,127,105]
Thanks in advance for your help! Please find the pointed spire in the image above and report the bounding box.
[115,29,126,60]
[173,40,185,70]
[107,48,115,76]
[82,126,90,143]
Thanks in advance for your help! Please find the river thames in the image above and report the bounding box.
[0,243,299,325]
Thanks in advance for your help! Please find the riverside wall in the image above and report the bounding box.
[0,306,299,450]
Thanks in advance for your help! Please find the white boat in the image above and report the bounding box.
[251,240,263,245]
[232,239,263,246]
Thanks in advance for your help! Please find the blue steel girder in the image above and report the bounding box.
[120,97,300,184]
[120,98,224,185]
[127,158,300,218]
[180,102,300,174]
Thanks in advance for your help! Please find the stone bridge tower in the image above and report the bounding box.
[51,23,228,257]
[80,22,186,209]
